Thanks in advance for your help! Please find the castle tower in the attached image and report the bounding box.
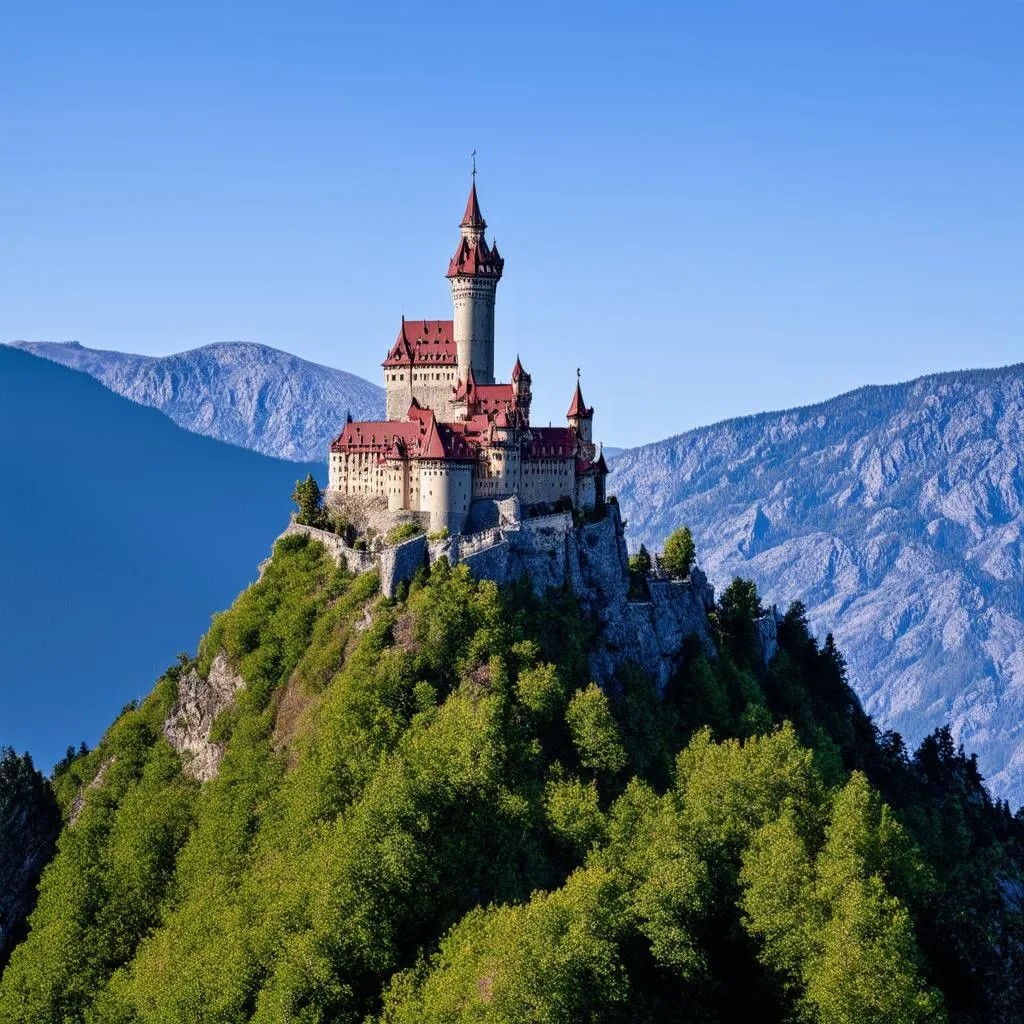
[512,355,532,425]
[567,374,596,460]
[447,179,503,385]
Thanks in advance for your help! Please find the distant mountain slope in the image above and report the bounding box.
[0,346,322,769]
[611,365,1024,805]
[8,340,384,461]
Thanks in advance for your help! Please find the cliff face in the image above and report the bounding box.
[0,752,60,968]
[293,500,724,692]
[163,653,246,782]
[612,364,1024,805]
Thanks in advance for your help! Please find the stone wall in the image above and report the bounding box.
[274,502,739,690]
[280,521,376,576]
[378,534,428,597]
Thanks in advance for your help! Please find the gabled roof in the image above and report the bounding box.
[419,419,476,462]
[567,380,593,420]
[460,181,486,229]
[383,318,457,367]
[454,366,478,401]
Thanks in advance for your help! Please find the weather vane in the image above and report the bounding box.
[471,149,477,180]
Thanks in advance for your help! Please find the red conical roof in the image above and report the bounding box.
[512,355,526,381]
[460,181,486,228]
[567,379,593,420]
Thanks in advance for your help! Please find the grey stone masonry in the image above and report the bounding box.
[281,521,376,576]
[273,500,739,688]
[378,534,428,597]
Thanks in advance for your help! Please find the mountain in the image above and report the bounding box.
[1,531,1021,1020]
[611,364,1024,805]
[0,346,323,770]
[7,340,384,462]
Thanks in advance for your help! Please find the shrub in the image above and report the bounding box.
[385,523,424,546]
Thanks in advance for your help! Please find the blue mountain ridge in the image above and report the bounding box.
[611,363,1024,805]
[0,347,324,770]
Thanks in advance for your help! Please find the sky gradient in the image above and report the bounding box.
[2,1,1022,448]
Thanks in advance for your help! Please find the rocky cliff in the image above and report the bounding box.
[611,363,1024,805]
[0,751,59,968]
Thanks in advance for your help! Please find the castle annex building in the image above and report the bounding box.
[328,179,608,535]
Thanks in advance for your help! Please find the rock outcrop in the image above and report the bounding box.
[163,653,245,781]
[300,499,720,691]
[612,363,1024,805]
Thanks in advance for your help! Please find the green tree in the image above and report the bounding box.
[629,544,652,575]
[661,526,696,578]
[566,684,627,776]
[291,473,327,528]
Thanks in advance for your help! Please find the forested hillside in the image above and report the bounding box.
[1,535,1021,1022]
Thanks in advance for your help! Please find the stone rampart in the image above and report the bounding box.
[378,534,428,597]
[274,503,739,689]
[281,521,375,576]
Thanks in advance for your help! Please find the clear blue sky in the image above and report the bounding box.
[2,1,1022,448]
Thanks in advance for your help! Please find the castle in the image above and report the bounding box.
[327,178,608,535]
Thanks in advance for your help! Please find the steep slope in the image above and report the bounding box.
[1,537,1020,1022]
[8,340,384,461]
[0,346,322,769]
[611,364,1024,804]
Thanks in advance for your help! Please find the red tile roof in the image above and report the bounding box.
[525,427,577,460]
[460,181,486,228]
[330,419,422,453]
[567,380,593,420]
[382,318,457,367]
[447,237,504,279]
[511,356,529,382]
[332,407,475,463]
[420,420,476,462]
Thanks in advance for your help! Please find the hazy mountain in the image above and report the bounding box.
[611,364,1024,805]
[0,346,322,770]
[8,340,383,462]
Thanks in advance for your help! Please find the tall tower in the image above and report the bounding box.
[447,179,503,384]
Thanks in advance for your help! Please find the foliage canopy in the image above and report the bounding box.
[2,535,1022,1023]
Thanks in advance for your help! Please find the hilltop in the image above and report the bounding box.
[612,363,1024,805]
[1,526,1022,1021]
[8,340,384,462]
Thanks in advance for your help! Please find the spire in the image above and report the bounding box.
[512,355,526,381]
[567,372,593,420]
[460,180,486,229]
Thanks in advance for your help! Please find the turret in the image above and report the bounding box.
[567,375,594,446]
[447,179,503,385]
[511,355,532,425]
